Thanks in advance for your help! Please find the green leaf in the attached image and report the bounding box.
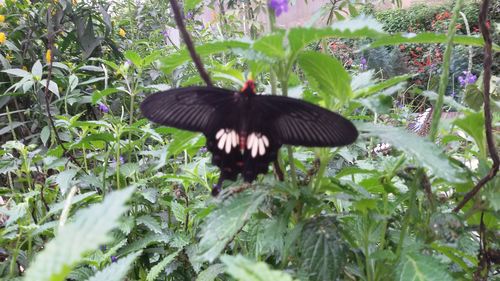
[170,201,186,223]
[32,60,43,78]
[357,123,463,183]
[184,0,202,11]
[40,126,51,146]
[370,33,499,51]
[39,79,60,98]
[354,74,411,98]
[91,88,120,104]
[221,255,295,281]
[136,215,163,234]
[55,169,78,194]
[86,251,141,281]
[1,68,32,78]
[195,189,268,262]
[160,40,251,73]
[298,51,351,105]
[453,111,486,158]
[48,191,98,216]
[299,216,347,281]
[146,250,181,281]
[253,32,285,59]
[196,264,226,281]
[288,16,385,56]
[397,253,453,281]
[421,90,466,111]
[24,186,135,281]
[124,51,143,68]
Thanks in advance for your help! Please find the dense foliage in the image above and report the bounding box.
[0,0,498,280]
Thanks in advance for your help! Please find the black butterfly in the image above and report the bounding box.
[141,80,358,195]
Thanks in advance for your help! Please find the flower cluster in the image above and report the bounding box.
[268,0,288,17]
[458,71,477,87]
[360,57,367,71]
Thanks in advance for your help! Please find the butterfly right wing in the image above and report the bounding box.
[140,86,237,134]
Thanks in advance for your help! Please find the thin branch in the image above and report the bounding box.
[454,0,498,213]
[44,6,87,173]
[168,0,213,86]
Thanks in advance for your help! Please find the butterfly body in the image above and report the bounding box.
[141,80,358,195]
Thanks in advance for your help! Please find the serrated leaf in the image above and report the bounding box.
[86,251,141,281]
[397,253,453,281]
[221,255,295,281]
[124,51,143,68]
[120,163,139,178]
[160,40,250,73]
[55,169,78,195]
[48,191,97,216]
[299,216,347,281]
[195,189,268,262]
[357,123,463,183]
[196,263,226,281]
[370,33,499,51]
[118,233,171,256]
[24,186,135,281]
[146,250,181,281]
[253,32,285,59]
[136,215,163,234]
[298,51,351,104]
[170,201,186,223]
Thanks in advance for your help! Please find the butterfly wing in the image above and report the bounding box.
[140,86,237,134]
[252,95,358,147]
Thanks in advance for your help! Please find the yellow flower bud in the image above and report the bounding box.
[22,66,28,71]
[45,49,52,64]
[119,28,126,38]
[0,32,6,44]
[0,15,5,23]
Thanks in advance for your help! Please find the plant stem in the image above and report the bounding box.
[428,0,464,141]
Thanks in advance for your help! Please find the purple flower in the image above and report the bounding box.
[111,256,118,263]
[458,71,477,87]
[111,156,125,167]
[99,245,107,251]
[360,56,368,71]
[268,0,288,17]
[98,103,109,113]
[199,146,208,153]
[186,11,194,20]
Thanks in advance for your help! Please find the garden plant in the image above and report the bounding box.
[0,0,498,280]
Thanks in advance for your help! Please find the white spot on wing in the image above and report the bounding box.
[247,132,270,158]
[216,129,239,154]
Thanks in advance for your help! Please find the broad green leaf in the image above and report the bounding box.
[55,169,78,195]
[124,50,143,68]
[136,215,163,234]
[195,189,268,262]
[288,16,385,56]
[24,186,135,281]
[298,51,351,105]
[170,201,186,223]
[86,251,141,281]
[253,32,285,59]
[91,88,121,104]
[453,111,486,158]
[117,233,171,256]
[1,68,32,78]
[370,33,499,51]
[221,255,295,281]
[160,40,251,73]
[421,91,466,111]
[184,0,202,10]
[41,125,51,147]
[39,79,60,98]
[196,264,226,281]
[48,191,98,216]
[397,253,453,281]
[357,123,463,183]
[299,216,347,281]
[146,250,181,281]
[0,202,27,227]
[32,60,43,78]
[354,74,411,98]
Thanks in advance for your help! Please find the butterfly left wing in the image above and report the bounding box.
[140,86,237,134]
[251,95,358,147]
